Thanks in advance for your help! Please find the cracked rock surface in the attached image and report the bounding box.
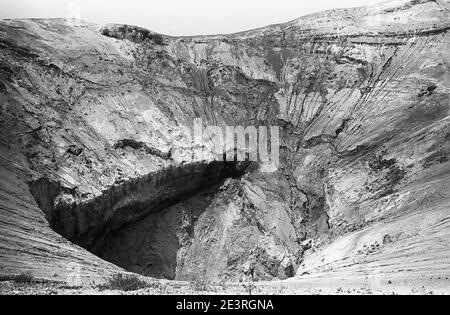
[0,0,450,290]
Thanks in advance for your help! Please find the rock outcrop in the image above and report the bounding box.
[0,0,449,289]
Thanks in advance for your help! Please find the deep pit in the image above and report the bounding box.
[28,150,331,281]
[95,182,224,280]
[28,160,255,280]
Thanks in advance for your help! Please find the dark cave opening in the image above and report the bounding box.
[94,182,224,280]
[28,152,330,281]
[28,160,250,280]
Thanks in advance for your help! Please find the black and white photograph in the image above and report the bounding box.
[0,0,449,298]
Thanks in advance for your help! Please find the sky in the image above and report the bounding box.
[0,0,387,36]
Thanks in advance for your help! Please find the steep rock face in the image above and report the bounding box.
[0,0,449,286]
